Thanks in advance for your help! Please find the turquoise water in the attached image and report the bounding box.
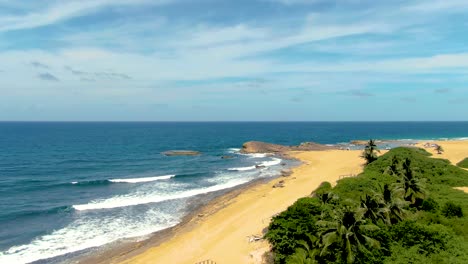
[0,122,467,263]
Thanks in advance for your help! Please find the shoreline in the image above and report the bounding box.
[76,176,281,264]
[113,148,366,264]
[79,139,468,264]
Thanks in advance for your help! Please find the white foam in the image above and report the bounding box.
[259,158,282,167]
[73,178,249,211]
[71,181,78,184]
[227,166,256,171]
[227,148,241,153]
[246,153,268,158]
[0,209,179,264]
[109,175,175,183]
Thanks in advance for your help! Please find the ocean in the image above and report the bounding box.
[0,122,467,263]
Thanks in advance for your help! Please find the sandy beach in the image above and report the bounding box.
[114,140,468,264]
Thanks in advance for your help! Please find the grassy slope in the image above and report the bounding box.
[457,158,468,168]
[266,147,468,264]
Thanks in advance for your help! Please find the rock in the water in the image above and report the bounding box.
[281,169,292,177]
[273,180,285,188]
[162,150,201,156]
[241,141,289,154]
[221,155,234,159]
[255,165,266,169]
[241,141,336,154]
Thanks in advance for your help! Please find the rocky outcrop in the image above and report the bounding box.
[280,169,293,177]
[162,150,201,156]
[241,141,336,154]
[241,141,290,154]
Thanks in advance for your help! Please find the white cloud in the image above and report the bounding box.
[0,0,173,32]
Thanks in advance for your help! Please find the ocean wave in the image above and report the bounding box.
[0,206,72,222]
[259,158,282,167]
[70,175,175,186]
[227,166,256,171]
[227,148,241,153]
[245,153,268,158]
[0,208,180,264]
[70,179,111,186]
[109,175,175,183]
[72,178,249,211]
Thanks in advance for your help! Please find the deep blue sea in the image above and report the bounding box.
[0,122,467,263]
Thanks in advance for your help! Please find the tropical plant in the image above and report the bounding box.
[385,156,400,176]
[435,145,444,154]
[361,139,380,165]
[287,234,319,264]
[360,193,387,224]
[395,158,426,205]
[381,184,407,225]
[317,208,380,263]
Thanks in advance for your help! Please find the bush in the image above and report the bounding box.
[421,197,439,212]
[265,197,322,263]
[442,201,464,218]
[389,221,452,254]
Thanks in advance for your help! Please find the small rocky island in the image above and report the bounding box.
[162,150,201,156]
[240,141,336,154]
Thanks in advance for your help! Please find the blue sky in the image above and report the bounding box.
[0,0,467,121]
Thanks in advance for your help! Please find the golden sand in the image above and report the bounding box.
[416,140,468,166]
[118,140,468,264]
[454,187,468,193]
[119,150,364,264]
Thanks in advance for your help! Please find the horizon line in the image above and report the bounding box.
[1,120,468,123]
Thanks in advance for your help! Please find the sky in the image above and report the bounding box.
[0,0,467,121]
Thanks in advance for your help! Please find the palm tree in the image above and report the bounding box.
[380,184,407,225]
[435,145,444,154]
[360,193,387,224]
[288,234,319,264]
[316,191,338,206]
[385,156,400,176]
[396,158,426,205]
[318,208,380,263]
[361,139,380,165]
[288,245,318,264]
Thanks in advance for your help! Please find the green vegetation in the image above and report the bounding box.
[361,139,380,165]
[435,145,444,154]
[457,158,468,168]
[265,147,468,264]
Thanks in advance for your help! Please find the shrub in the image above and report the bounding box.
[389,221,452,254]
[442,201,463,218]
[421,197,439,212]
[265,197,322,263]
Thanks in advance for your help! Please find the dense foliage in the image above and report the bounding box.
[457,157,468,168]
[265,147,468,264]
